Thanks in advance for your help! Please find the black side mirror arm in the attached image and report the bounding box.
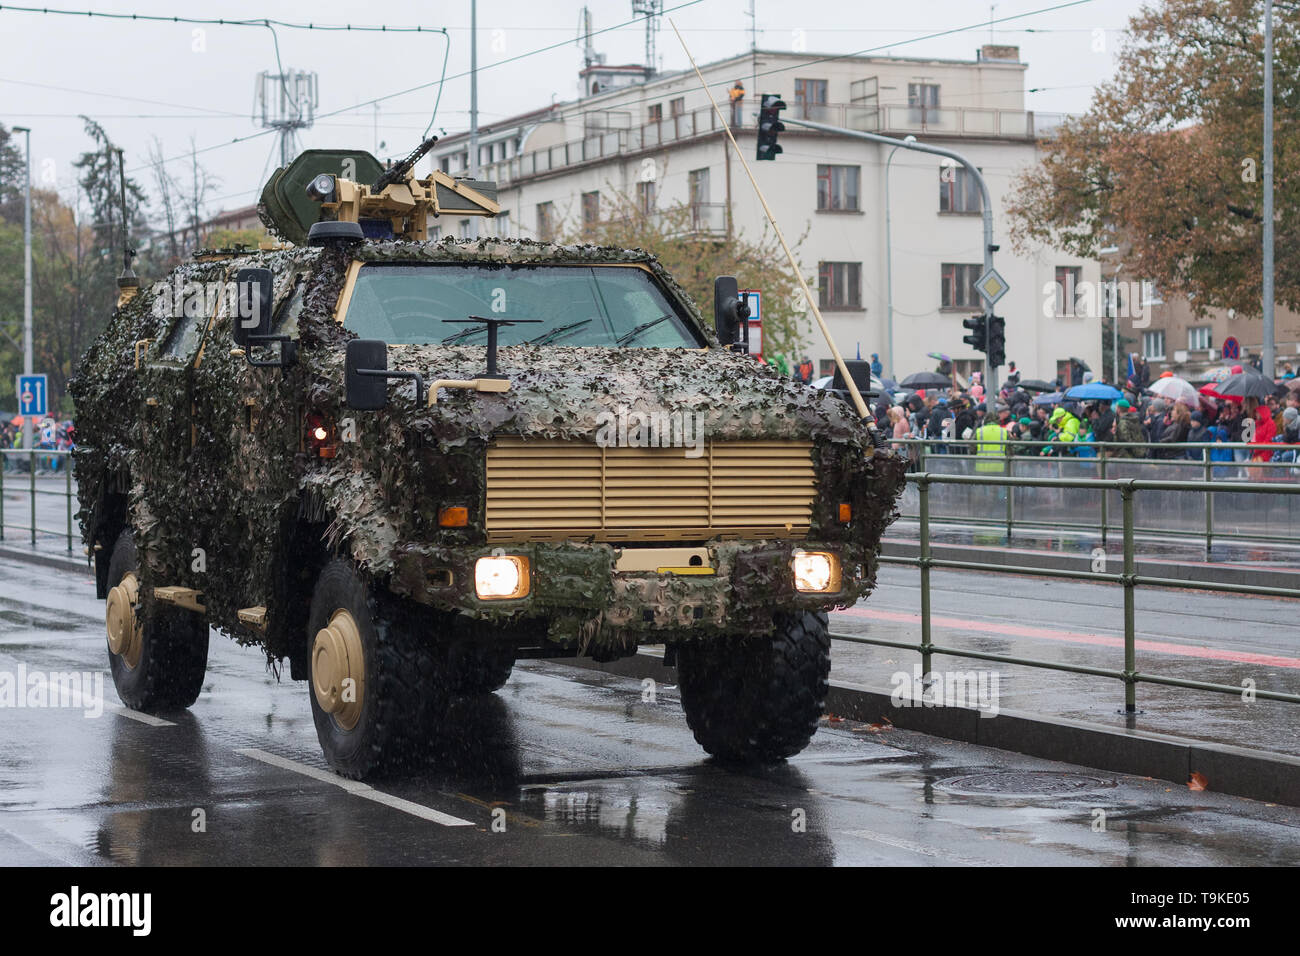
[356,367,425,407]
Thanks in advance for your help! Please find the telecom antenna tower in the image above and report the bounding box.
[631,0,663,75]
[254,70,319,167]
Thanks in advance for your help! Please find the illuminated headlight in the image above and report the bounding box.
[474,555,530,600]
[792,551,840,593]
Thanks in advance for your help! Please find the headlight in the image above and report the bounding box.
[792,551,839,593]
[474,555,530,600]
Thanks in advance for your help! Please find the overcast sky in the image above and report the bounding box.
[2,0,1148,229]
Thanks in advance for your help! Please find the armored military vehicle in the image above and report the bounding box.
[71,140,905,778]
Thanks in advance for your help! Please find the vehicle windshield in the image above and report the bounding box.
[342,263,704,348]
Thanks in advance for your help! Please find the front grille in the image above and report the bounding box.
[485,437,816,542]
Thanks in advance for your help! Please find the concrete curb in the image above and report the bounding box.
[0,544,90,576]
[880,538,1300,593]
[561,651,1300,808]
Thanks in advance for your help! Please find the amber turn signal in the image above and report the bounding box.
[438,506,469,528]
[838,503,852,523]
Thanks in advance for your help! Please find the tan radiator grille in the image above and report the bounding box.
[485,437,816,542]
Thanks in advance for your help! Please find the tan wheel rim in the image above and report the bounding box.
[106,571,143,670]
[312,609,365,731]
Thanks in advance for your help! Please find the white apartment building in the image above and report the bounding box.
[426,45,1102,386]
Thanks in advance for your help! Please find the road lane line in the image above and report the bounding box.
[235,747,475,827]
[108,705,177,727]
[838,606,1300,669]
[844,827,1004,866]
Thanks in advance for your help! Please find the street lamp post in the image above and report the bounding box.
[13,126,32,452]
[1262,0,1275,378]
[788,116,1000,395]
[884,134,916,381]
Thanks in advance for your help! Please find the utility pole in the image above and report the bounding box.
[788,117,1001,394]
[1262,0,1275,378]
[469,0,480,240]
[13,126,32,451]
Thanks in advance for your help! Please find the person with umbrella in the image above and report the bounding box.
[1250,403,1277,467]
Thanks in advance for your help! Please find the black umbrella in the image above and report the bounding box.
[900,371,951,389]
[1017,379,1057,393]
[1217,374,1284,399]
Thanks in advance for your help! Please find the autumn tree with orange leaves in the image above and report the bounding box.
[1007,0,1297,318]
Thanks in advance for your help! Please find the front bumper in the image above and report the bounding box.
[389,539,874,646]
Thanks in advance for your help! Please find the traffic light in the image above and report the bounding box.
[962,314,987,351]
[987,314,1006,368]
[756,94,786,161]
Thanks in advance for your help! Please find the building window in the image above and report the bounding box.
[816,165,859,211]
[688,168,710,206]
[1054,266,1083,316]
[819,261,862,310]
[637,180,656,216]
[439,157,450,174]
[581,190,600,228]
[536,201,556,241]
[648,103,663,123]
[458,219,471,239]
[908,82,940,109]
[495,210,511,237]
[1143,330,1166,361]
[1141,279,1163,306]
[457,151,468,171]
[939,166,981,212]
[1188,326,1212,351]
[794,78,828,117]
[669,97,685,116]
[941,263,981,310]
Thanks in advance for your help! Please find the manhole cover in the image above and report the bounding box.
[936,771,1114,797]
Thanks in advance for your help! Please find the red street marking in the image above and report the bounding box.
[837,605,1300,670]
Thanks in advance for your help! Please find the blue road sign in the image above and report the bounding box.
[16,373,47,418]
[741,290,761,322]
[1222,337,1240,360]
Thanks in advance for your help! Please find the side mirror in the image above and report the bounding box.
[233,268,273,347]
[713,276,751,351]
[345,340,390,410]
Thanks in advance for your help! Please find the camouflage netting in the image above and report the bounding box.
[71,238,906,666]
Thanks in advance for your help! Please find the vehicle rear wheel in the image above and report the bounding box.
[105,530,208,711]
[676,610,830,763]
[307,559,438,779]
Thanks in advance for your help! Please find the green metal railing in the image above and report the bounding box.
[831,470,1300,714]
[0,449,75,551]
[890,437,1300,552]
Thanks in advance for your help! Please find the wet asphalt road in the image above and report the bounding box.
[3,556,1300,866]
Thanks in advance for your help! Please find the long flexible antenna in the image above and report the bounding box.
[669,19,875,427]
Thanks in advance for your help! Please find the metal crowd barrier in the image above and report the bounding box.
[0,449,75,551]
[890,438,1300,553]
[832,470,1300,715]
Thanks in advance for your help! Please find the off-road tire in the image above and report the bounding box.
[677,610,831,763]
[307,559,440,779]
[105,530,208,711]
[439,641,516,695]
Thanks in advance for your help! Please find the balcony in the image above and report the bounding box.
[477,103,1069,188]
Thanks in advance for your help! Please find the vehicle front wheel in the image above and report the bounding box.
[104,530,208,712]
[676,610,831,763]
[307,559,436,779]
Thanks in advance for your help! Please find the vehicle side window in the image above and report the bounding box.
[274,277,306,336]
[159,308,208,361]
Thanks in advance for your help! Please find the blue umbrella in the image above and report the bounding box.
[1032,391,1065,405]
[1064,382,1122,401]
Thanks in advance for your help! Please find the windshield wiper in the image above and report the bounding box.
[441,325,488,346]
[524,319,592,346]
[615,314,673,347]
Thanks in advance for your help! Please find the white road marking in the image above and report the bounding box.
[844,827,1005,867]
[235,747,476,827]
[107,705,176,727]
